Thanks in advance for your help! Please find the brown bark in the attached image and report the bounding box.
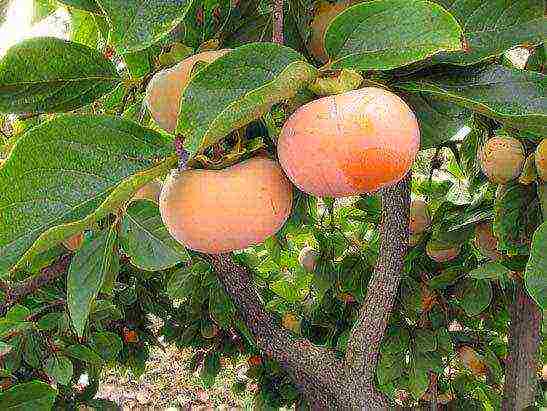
[272,0,284,44]
[502,280,541,411]
[204,175,411,409]
[0,254,72,316]
[345,174,411,404]
[205,253,356,408]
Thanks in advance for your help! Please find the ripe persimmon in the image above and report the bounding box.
[145,49,231,133]
[277,87,420,197]
[159,157,293,253]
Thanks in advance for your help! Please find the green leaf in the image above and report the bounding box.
[6,305,30,322]
[483,347,503,384]
[210,284,236,329]
[459,278,492,316]
[67,228,117,337]
[120,200,189,271]
[0,115,173,273]
[177,43,318,157]
[403,93,471,149]
[65,344,104,365]
[166,261,210,300]
[0,341,12,357]
[0,37,120,113]
[324,0,463,70]
[70,9,100,48]
[270,271,311,303]
[97,0,193,54]
[525,222,546,309]
[59,0,102,13]
[494,183,541,256]
[429,268,461,289]
[408,356,429,400]
[200,352,221,388]
[33,1,58,24]
[469,262,511,280]
[414,329,437,352]
[433,0,545,65]
[89,331,122,361]
[0,381,57,410]
[396,65,547,135]
[45,354,73,386]
[37,312,63,331]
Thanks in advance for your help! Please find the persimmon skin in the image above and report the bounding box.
[277,87,420,197]
[145,49,231,133]
[159,157,293,254]
[479,137,525,184]
[409,199,430,246]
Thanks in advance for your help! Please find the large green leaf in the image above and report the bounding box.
[120,200,189,271]
[0,381,57,411]
[403,93,471,149]
[0,37,120,113]
[65,344,104,365]
[323,0,463,70]
[525,222,546,309]
[166,261,210,300]
[0,115,173,274]
[433,0,545,65]
[397,65,547,135]
[177,42,318,157]
[67,228,117,337]
[59,0,102,13]
[97,0,193,54]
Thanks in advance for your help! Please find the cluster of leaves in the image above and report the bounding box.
[0,0,545,409]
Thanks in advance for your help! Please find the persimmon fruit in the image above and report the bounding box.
[409,199,430,246]
[426,240,460,263]
[479,137,525,184]
[298,246,318,272]
[145,49,231,133]
[277,87,420,197]
[474,222,501,261]
[159,157,293,254]
[536,138,546,181]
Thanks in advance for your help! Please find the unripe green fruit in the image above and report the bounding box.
[298,246,318,272]
[535,139,546,181]
[426,240,461,263]
[479,137,525,184]
[409,199,430,246]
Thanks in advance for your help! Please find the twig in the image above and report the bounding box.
[0,254,72,316]
[174,135,189,171]
[272,0,284,45]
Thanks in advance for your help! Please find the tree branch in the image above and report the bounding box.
[272,0,284,44]
[204,253,356,408]
[0,254,72,316]
[345,174,411,400]
[502,280,541,410]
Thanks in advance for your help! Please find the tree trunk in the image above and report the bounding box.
[502,280,541,410]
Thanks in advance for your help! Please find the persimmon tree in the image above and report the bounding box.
[0,0,545,410]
